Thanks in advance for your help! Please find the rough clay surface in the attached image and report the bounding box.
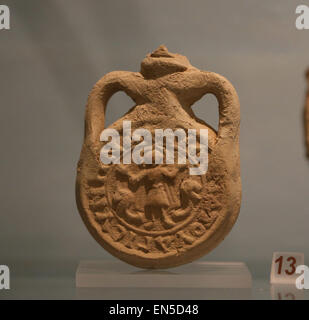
[305,69,309,158]
[76,46,242,269]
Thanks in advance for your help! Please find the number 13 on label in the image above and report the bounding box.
[270,252,304,284]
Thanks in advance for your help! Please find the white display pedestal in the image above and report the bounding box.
[76,260,252,289]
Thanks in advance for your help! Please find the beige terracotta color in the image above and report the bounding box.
[305,69,309,158]
[76,46,241,269]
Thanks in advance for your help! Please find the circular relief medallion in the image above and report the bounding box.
[81,150,224,268]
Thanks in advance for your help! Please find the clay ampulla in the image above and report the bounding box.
[305,68,309,158]
[76,46,241,269]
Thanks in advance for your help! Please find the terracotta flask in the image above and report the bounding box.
[76,45,241,269]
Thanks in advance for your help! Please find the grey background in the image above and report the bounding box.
[1,0,308,279]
